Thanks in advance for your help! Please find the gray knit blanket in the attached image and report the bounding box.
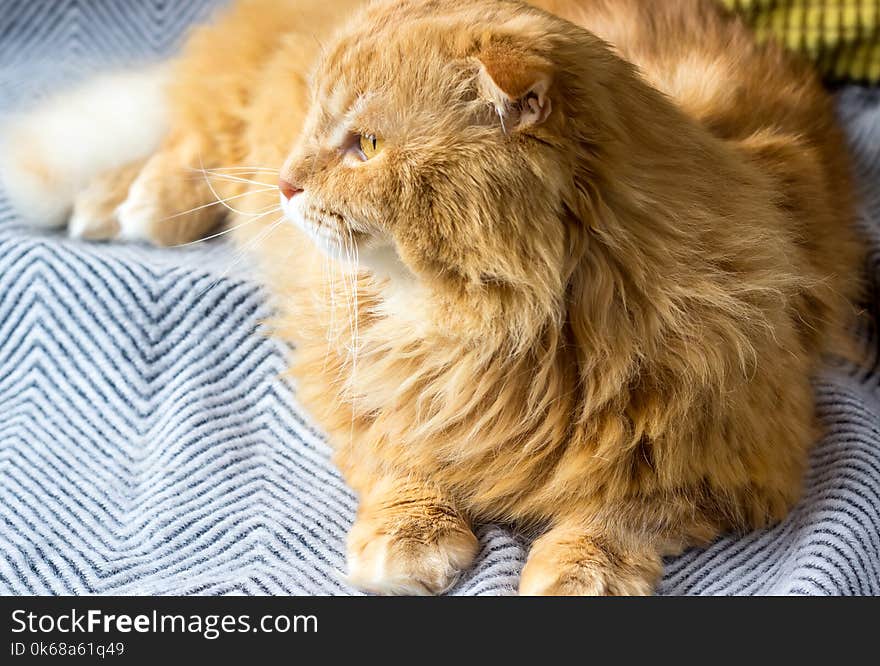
[0,0,878,595]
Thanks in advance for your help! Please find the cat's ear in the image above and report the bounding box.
[476,48,553,132]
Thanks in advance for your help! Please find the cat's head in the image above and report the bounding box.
[280,0,627,344]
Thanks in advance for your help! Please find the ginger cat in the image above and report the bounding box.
[1,0,862,595]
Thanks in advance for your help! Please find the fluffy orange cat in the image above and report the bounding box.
[1,0,862,595]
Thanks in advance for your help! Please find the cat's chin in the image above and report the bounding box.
[280,191,413,280]
[280,191,350,260]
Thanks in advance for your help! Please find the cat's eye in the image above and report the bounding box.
[358,133,384,160]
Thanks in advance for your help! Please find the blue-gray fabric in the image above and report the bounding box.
[0,0,878,596]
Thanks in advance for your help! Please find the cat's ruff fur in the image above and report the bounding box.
[1,0,861,595]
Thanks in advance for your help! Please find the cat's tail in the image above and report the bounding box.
[0,63,171,228]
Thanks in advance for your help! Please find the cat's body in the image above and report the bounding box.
[1,0,861,595]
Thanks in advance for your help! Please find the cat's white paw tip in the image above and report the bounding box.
[67,210,117,241]
[346,522,478,596]
[67,211,92,240]
[116,192,156,243]
[346,534,449,595]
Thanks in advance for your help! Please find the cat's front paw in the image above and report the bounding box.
[519,528,661,596]
[346,505,479,595]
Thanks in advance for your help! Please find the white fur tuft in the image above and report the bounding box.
[116,167,159,242]
[0,64,171,228]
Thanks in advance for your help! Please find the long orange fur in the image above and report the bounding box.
[62,0,863,594]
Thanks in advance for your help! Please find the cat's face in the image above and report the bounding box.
[279,0,594,333]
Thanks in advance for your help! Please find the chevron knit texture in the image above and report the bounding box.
[0,0,878,596]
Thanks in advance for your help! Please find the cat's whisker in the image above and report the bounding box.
[328,229,358,386]
[199,166,279,174]
[325,249,345,377]
[196,167,280,183]
[328,250,339,344]
[196,172,278,189]
[350,229,360,351]
[194,214,287,300]
[338,225,361,447]
[170,205,282,248]
[307,32,328,60]
[340,230,359,356]
[196,156,278,214]
[186,166,278,189]
[161,187,278,222]
[233,213,287,263]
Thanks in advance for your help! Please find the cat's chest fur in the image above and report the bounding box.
[261,242,587,521]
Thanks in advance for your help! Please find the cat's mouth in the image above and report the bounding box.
[280,192,408,280]
[280,191,363,260]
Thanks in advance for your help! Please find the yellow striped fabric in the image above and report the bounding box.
[723,0,880,82]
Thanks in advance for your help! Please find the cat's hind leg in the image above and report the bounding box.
[67,138,229,247]
[69,159,145,241]
[0,65,171,229]
[113,137,237,247]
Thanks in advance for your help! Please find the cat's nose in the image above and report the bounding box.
[279,178,303,201]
